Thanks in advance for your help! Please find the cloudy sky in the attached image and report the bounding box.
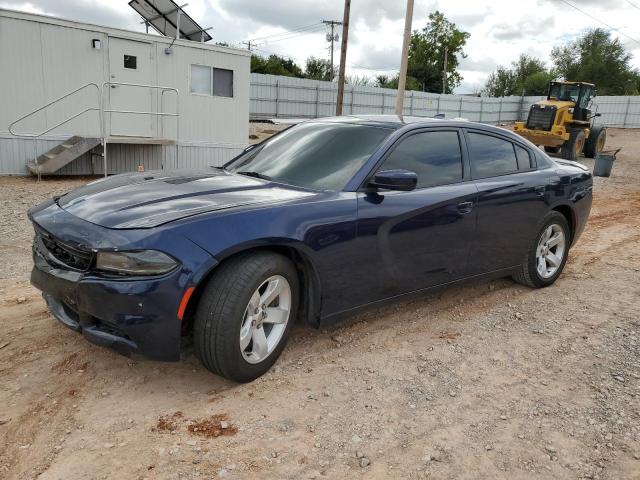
[2,0,639,92]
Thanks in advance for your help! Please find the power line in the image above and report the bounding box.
[624,0,640,11]
[556,0,640,46]
[246,23,324,43]
[347,62,398,71]
[249,24,323,42]
[256,26,326,45]
[242,25,326,52]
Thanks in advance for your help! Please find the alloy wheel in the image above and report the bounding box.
[536,224,566,279]
[239,275,292,364]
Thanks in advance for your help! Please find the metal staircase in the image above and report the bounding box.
[8,81,179,177]
[27,136,102,175]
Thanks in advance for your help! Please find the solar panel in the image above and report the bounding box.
[128,0,212,42]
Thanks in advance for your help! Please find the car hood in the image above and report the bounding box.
[56,170,316,229]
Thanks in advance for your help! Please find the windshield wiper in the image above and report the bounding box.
[237,171,273,181]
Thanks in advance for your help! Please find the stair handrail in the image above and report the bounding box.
[8,82,102,138]
[101,82,180,173]
[8,81,180,178]
[100,81,179,142]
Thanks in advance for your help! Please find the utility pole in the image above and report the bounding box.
[322,20,342,79]
[442,45,448,94]
[395,0,415,116]
[242,40,253,51]
[336,0,351,115]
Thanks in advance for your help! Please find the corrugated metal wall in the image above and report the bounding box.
[0,135,242,175]
[250,73,640,128]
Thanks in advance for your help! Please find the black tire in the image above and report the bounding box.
[513,211,570,288]
[544,146,560,154]
[193,252,299,382]
[583,125,606,158]
[561,128,586,161]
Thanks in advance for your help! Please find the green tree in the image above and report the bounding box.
[250,54,304,77]
[522,71,555,96]
[345,74,373,86]
[483,67,517,97]
[551,28,640,95]
[407,11,470,93]
[483,54,552,96]
[305,57,334,81]
[375,74,420,91]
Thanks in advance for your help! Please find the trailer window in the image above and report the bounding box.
[191,65,212,95]
[123,55,137,69]
[213,68,233,97]
[190,65,233,98]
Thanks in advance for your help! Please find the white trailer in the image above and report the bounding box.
[0,8,250,175]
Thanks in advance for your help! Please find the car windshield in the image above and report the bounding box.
[548,84,580,103]
[226,122,394,191]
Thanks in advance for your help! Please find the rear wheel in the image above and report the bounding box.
[583,125,606,158]
[544,146,560,154]
[193,252,299,382]
[513,211,570,288]
[561,128,585,161]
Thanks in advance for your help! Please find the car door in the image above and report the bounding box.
[463,129,550,274]
[354,128,478,303]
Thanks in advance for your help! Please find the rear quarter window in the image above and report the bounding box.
[515,144,533,170]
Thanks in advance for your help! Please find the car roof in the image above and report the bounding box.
[311,114,521,138]
[313,114,444,128]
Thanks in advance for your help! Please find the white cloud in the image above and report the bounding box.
[1,0,638,93]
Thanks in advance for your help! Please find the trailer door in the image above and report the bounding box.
[108,37,154,138]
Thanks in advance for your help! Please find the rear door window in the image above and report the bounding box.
[379,130,463,189]
[467,132,519,178]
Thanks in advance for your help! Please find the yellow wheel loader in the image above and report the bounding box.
[514,81,606,161]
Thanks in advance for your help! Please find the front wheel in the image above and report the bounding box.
[513,212,570,288]
[561,128,586,161]
[193,252,298,382]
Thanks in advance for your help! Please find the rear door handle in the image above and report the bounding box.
[457,201,474,214]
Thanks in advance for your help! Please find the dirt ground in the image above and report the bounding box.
[1,127,639,480]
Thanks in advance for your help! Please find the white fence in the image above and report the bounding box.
[250,73,640,128]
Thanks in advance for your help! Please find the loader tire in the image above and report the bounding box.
[583,125,606,158]
[561,128,585,161]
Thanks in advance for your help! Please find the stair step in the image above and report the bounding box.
[29,136,101,175]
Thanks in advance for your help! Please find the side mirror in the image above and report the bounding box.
[595,113,602,117]
[369,169,417,192]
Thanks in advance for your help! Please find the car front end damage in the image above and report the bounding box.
[28,199,216,361]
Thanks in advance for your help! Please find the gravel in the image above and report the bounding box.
[0,128,639,479]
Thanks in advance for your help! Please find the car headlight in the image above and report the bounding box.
[95,250,178,275]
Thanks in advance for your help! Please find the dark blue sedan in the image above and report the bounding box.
[29,115,592,382]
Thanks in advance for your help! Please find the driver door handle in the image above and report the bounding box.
[457,201,474,214]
